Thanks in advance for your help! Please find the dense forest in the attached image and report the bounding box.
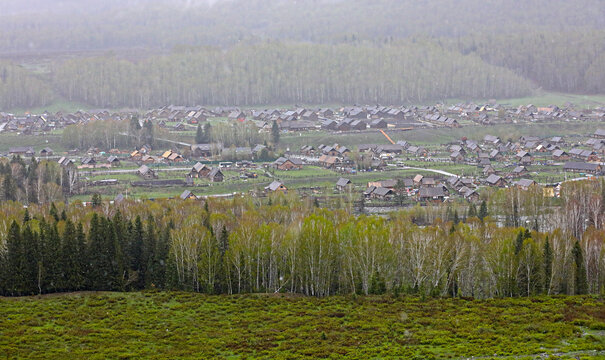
[0,0,604,109]
[0,179,603,298]
[50,42,533,108]
[0,61,55,109]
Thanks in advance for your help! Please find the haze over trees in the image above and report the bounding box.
[0,0,604,109]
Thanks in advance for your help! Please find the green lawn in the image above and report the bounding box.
[0,133,66,153]
[0,292,603,359]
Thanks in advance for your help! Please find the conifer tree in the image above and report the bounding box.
[572,241,588,295]
[543,236,552,294]
[271,120,280,146]
[478,200,488,221]
[61,220,83,291]
[195,124,204,144]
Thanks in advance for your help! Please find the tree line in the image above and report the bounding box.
[0,180,603,298]
[50,42,532,108]
[4,32,605,109]
[0,61,54,109]
[0,156,66,205]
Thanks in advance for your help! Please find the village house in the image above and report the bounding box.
[450,151,465,162]
[365,186,394,199]
[367,179,397,189]
[39,147,54,157]
[515,179,537,190]
[335,178,353,192]
[81,157,97,166]
[552,149,570,161]
[265,181,287,193]
[510,166,528,177]
[137,165,157,179]
[272,157,304,171]
[190,162,211,178]
[107,156,121,167]
[179,190,198,200]
[516,151,533,165]
[413,174,424,185]
[228,110,246,121]
[483,165,496,176]
[208,168,224,182]
[417,186,447,202]
[191,144,217,157]
[58,157,76,168]
[484,174,507,187]
[9,147,35,157]
[370,119,388,129]
[318,154,340,169]
[375,144,403,155]
[563,161,602,174]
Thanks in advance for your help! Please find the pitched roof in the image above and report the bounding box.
[485,174,503,184]
[419,187,445,198]
[266,181,285,191]
[563,161,600,172]
[336,178,352,187]
[515,179,536,188]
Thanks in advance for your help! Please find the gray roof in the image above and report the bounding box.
[372,187,393,197]
[515,179,536,188]
[563,162,600,172]
[485,174,503,184]
[266,181,285,191]
[336,178,352,187]
[419,187,445,198]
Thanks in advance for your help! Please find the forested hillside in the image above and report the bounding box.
[51,43,533,108]
[0,0,604,109]
[0,61,55,109]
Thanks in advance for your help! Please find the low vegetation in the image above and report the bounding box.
[0,292,604,359]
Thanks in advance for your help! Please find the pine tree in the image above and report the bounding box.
[3,174,17,201]
[271,120,280,146]
[467,203,477,218]
[143,216,157,288]
[543,236,552,294]
[87,214,105,290]
[61,220,83,291]
[203,123,212,143]
[195,124,204,144]
[21,224,40,295]
[572,241,588,295]
[91,193,101,208]
[49,202,59,222]
[5,221,23,295]
[75,222,87,290]
[478,200,488,221]
[128,215,145,289]
[515,230,524,255]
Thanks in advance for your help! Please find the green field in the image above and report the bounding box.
[0,292,604,359]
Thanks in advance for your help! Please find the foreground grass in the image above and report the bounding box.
[0,292,604,359]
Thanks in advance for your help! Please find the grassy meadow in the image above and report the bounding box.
[0,292,604,359]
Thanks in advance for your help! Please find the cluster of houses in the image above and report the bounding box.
[446,104,605,125]
[443,130,605,182]
[2,102,603,138]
